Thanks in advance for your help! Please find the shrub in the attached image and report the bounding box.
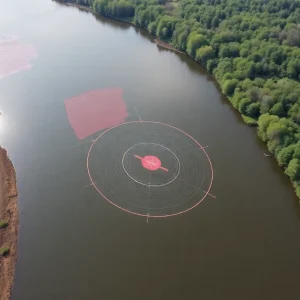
[285,159,300,181]
[222,79,239,96]
[242,115,257,126]
[0,245,10,256]
[0,220,8,229]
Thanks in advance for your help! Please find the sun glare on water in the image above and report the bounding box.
[0,112,5,133]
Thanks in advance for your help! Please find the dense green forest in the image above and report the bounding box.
[60,0,300,199]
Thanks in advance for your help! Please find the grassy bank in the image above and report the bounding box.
[58,0,300,200]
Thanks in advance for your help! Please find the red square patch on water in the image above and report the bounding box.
[65,88,128,139]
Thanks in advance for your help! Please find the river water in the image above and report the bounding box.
[1,0,300,299]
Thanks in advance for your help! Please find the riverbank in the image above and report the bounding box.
[58,0,300,200]
[154,39,184,54]
[0,147,18,300]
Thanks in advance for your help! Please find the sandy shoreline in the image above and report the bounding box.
[0,147,18,300]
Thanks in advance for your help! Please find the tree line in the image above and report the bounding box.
[60,0,300,199]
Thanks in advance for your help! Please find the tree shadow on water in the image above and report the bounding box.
[55,1,132,31]
[92,13,132,31]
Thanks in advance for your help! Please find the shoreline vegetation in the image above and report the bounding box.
[154,38,184,53]
[58,0,300,200]
[0,147,18,300]
[65,2,184,53]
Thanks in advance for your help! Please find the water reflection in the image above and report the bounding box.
[55,1,132,31]
[93,14,131,31]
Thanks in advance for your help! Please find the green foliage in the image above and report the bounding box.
[293,143,300,159]
[219,43,240,58]
[213,58,233,81]
[266,122,288,142]
[241,115,257,126]
[246,102,260,118]
[277,145,296,167]
[285,159,300,181]
[270,102,285,117]
[206,59,218,72]
[0,245,9,256]
[287,59,300,79]
[156,16,179,39]
[148,22,157,34]
[288,103,300,125]
[186,32,208,58]
[135,5,164,28]
[238,98,252,114]
[222,79,238,96]
[93,0,134,18]
[294,183,300,199]
[195,45,215,65]
[0,220,8,229]
[257,114,280,142]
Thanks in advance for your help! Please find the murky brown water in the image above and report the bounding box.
[1,1,300,299]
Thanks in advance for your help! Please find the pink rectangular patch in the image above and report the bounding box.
[0,36,37,79]
[65,88,128,139]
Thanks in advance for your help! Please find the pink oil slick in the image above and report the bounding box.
[65,88,128,139]
[0,36,37,79]
[142,155,162,171]
[134,155,169,172]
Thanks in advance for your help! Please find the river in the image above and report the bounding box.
[1,0,300,299]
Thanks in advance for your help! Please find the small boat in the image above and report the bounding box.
[264,153,271,157]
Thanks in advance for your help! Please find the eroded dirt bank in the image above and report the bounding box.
[0,147,18,300]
